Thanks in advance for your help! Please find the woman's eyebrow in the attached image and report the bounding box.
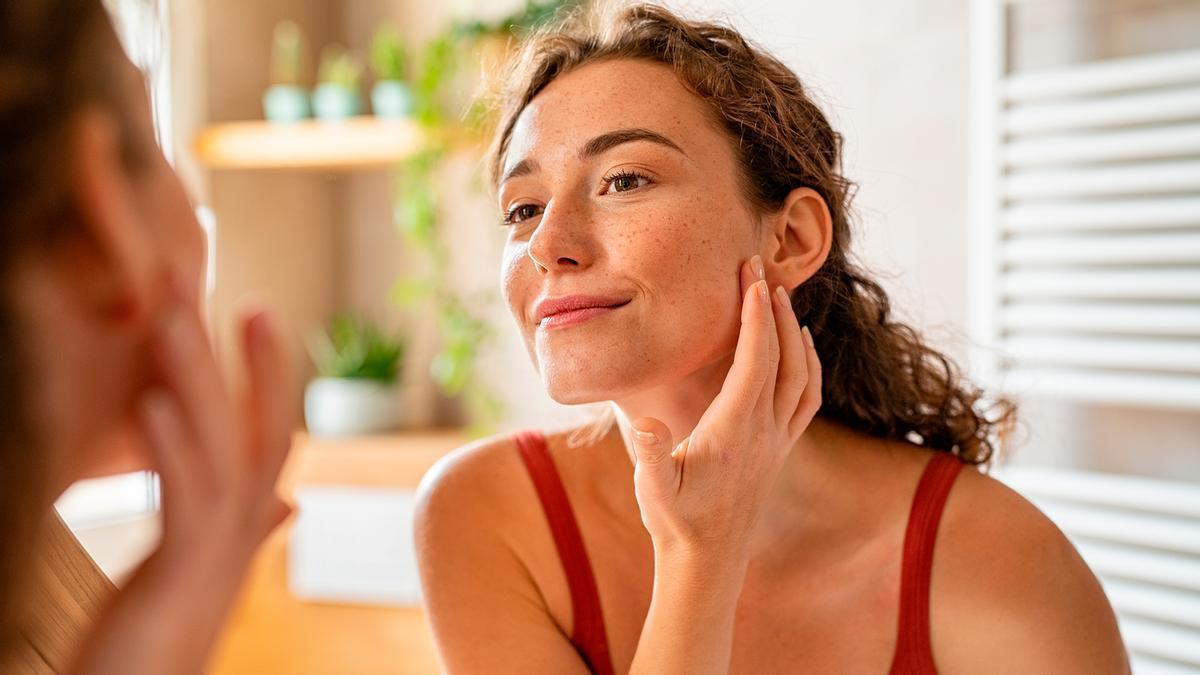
[578,127,686,159]
[501,158,539,184]
[501,127,687,186]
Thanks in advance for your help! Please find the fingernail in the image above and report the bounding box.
[751,255,765,281]
[774,285,789,307]
[802,325,815,348]
[757,280,769,303]
[633,428,659,445]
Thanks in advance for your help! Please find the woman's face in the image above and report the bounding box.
[498,59,763,404]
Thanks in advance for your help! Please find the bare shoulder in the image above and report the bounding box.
[412,428,598,674]
[932,462,1130,673]
[415,432,524,525]
[414,423,604,528]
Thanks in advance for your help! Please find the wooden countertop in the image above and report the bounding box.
[206,430,465,675]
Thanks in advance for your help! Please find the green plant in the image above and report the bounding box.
[270,20,304,86]
[370,25,409,82]
[410,32,457,127]
[308,315,405,383]
[317,44,363,90]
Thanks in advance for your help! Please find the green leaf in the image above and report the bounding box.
[309,314,406,382]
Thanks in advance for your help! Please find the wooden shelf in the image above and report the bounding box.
[194,117,426,171]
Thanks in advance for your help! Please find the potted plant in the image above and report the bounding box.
[312,44,363,121]
[304,315,406,436]
[369,25,414,119]
[262,20,310,123]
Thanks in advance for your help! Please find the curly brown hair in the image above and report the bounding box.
[485,2,1015,465]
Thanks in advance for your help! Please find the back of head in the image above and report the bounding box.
[0,0,134,648]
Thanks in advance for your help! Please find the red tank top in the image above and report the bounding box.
[514,429,964,675]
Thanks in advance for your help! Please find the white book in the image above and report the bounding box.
[288,486,422,607]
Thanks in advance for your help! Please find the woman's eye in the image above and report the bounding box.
[603,171,651,194]
[503,204,542,225]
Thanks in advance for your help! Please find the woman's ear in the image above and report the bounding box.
[62,106,156,325]
[762,187,833,290]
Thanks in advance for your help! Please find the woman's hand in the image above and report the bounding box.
[629,255,822,563]
[67,277,295,675]
[139,284,294,573]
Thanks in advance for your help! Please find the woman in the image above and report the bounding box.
[1,1,293,672]
[415,4,1129,673]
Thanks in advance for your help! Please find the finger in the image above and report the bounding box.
[629,417,679,496]
[788,326,824,439]
[739,255,762,299]
[759,281,781,415]
[771,286,809,425]
[138,389,206,514]
[241,309,295,484]
[152,304,235,468]
[258,496,294,541]
[711,278,773,417]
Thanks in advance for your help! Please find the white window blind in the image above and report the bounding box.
[968,1,1200,410]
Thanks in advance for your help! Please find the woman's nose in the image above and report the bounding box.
[526,202,594,274]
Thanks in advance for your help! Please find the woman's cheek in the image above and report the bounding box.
[500,244,530,329]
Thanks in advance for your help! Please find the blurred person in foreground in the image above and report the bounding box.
[1,1,294,672]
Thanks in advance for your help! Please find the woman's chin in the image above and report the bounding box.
[541,369,643,405]
[543,378,614,405]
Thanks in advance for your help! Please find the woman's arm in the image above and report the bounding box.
[66,285,294,675]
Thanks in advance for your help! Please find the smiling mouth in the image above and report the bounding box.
[538,300,631,330]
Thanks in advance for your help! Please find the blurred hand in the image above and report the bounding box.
[68,277,296,675]
[138,280,295,572]
[629,255,821,562]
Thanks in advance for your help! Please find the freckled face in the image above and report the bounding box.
[498,59,761,404]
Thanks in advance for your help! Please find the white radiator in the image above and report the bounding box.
[999,465,1200,674]
[968,0,1200,410]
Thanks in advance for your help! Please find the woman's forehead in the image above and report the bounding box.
[503,59,728,176]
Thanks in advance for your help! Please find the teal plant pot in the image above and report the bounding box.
[312,83,361,121]
[262,85,311,124]
[371,80,414,119]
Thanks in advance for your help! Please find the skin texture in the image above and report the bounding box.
[11,47,296,674]
[416,59,1129,673]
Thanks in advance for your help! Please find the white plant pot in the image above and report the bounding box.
[304,377,402,437]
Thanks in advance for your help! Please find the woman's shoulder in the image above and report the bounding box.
[932,460,1129,672]
[412,423,612,636]
[414,422,608,533]
[937,460,1088,585]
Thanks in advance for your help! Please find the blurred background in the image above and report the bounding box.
[54,0,1199,672]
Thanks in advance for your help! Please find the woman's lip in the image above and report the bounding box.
[538,300,630,329]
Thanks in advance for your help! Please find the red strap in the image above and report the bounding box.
[514,430,615,675]
[889,452,963,675]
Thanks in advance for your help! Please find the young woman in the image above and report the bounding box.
[1,1,294,672]
[415,4,1130,673]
